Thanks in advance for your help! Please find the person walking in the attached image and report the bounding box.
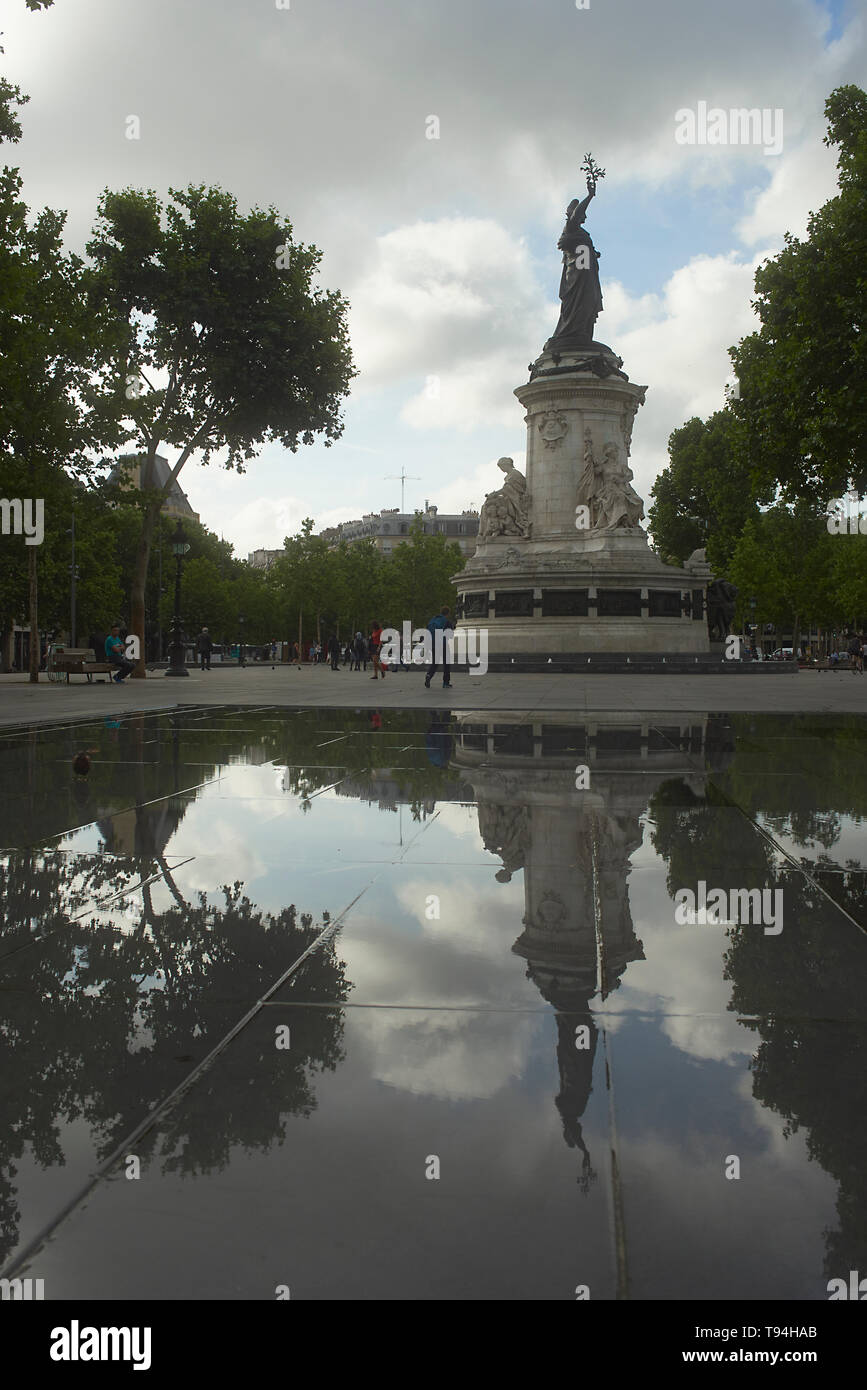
[196,627,213,671]
[847,632,862,673]
[328,633,341,671]
[424,605,454,689]
[369,622,386,679]
[105,625,134,683]
[352,631,365,671]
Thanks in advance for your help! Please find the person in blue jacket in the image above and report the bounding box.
[424,605,454,689]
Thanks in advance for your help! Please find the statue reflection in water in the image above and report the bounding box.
[455,712,712,1191]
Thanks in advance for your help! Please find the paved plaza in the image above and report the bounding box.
[2,663,867,727]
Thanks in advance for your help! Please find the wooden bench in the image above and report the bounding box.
[816,658,854,672]
[48,646,116,684]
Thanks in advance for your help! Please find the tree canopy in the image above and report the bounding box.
[87,182,355,673]
[730,85,867,504]
[648,410,765,570]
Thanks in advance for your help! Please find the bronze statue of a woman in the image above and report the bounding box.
[547,156,606,350]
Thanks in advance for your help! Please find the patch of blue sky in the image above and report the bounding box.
[820,0,849,42]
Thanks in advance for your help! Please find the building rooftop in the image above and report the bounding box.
[108,453,199,520]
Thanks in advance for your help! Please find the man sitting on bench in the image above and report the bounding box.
[105,625,134,683]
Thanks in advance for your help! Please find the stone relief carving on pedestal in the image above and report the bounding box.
[493,545,525,570]
[535,891,567,930]
[538,409,569,449]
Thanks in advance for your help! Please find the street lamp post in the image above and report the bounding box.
[68,508,79,647]
[238,615,246,668]
[166,520,191,678]
[157,534,164,662]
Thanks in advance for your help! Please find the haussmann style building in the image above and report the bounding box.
[319,502,479,558]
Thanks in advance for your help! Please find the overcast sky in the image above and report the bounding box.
[3,0,863,555]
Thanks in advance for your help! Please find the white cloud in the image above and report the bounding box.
[609,868,756,1065]
[181,473,307,554]
[608,254,769,503]
[735,132,841,246]
[349,218,544,389]
[3,0,865,543]
[354,1005,539,1102]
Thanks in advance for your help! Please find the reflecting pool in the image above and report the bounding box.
[1,707,865,1299]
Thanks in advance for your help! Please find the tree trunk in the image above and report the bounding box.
[28,544,39,684]
[791,612,800,663]
[130,498,162,678]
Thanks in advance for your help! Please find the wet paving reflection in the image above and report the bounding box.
[0,706,865,1298]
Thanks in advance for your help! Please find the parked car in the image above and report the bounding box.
[770,647,794,660]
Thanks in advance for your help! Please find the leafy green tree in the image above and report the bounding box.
[88,185,354,676]
[730,86,867,504]
[227,562,279,649]
[172,557,232,643]
[269,519,466,649]
[380,520,464,629]
[830,533,867,627]
[728,504,838,655]
[0,7,121,679]
[647,410,767,570]
[334,537,384,636]
[269,519,338,649]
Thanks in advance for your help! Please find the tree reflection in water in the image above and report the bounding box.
[0,711,355,1267]
[647,715,867,1279]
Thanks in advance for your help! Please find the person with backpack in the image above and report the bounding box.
[424,605,454,689]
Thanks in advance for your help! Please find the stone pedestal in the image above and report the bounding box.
[455,343,710,658]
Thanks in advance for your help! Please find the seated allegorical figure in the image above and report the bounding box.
[479,457,531,539]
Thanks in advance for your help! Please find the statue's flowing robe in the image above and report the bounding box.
[503,469,528,531]
[552,215,603,345]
